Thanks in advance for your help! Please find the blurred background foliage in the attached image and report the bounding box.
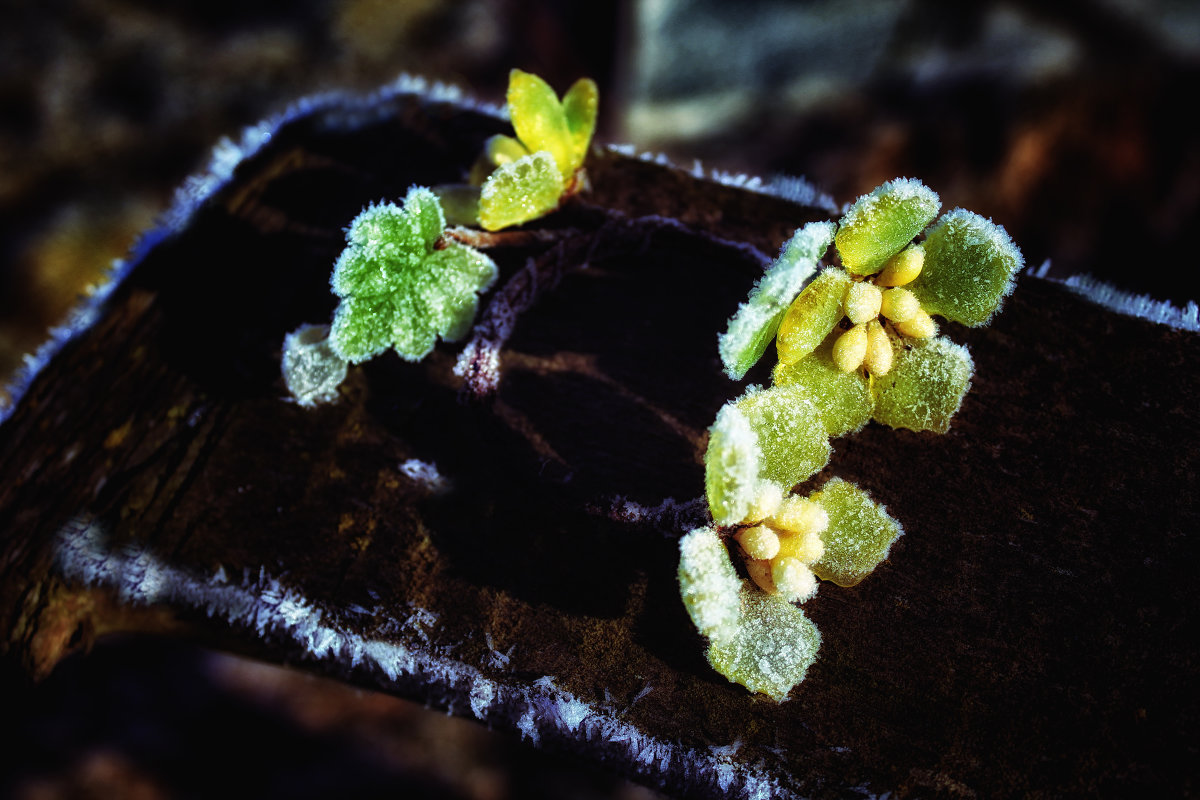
[1,0,1197,797]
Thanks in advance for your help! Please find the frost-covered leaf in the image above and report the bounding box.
[705,587,822,702]
[736,385,831,489]
[329,187,498,363]
[835,178,940,276]
[282,324,347,407]
[478,151,565,231]
[772,337,872,437]
[871,337,974,433]
[811,478,904,587]
[718,222,835,380]
[562,77,599,173]
[507,69,596,181]
[776,268,850,365]
[910,209,1024,326]
[678,527,742,645]
[508,69,575,177]
[704,403,762,526]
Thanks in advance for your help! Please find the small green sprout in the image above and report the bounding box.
[475,69,598,231]
[329,186,498,363]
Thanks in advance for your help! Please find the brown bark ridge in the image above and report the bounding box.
[1,86,1198,799]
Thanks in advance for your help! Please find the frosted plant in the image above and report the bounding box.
[718,222,836,380]
[329,186,498,363]
[689,386,903,698]
[692,177,1021,699]
[721,177,1023,434]
[282,323,348,406]
[473,69,598,231]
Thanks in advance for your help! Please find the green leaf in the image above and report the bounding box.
[478,151,565,231]
[329,187,498,363]
[909,209,1024,326]
[704,403,762,526]
[772,337,872,437]
[678,527,742,645]
[735,385,831,488]
[718,221,835,380]
[835,178,940,275]
[561,77,599,173]
[507,69,574,178]
[776,267,850,365]
[871,337,974,433]
[705,587,822,702]
[811,478,904,587]
[331,295,397,362]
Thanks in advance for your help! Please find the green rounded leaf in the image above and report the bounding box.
[704,403,762,526]
[835,178,940,275]
[328,188,497,363]
[736,385,831,489]
[562,77,599,173]
[331,294,399,362]
[909,209,1024,326]
[478,151,564,231]
[811,478,904,587]
[718,222,835,380]
[871,337,974,433]
[772,337,872,437]
[507,69,574,177]
[678,527,742,645]
[776,268,850,365]
[705,587,822,702]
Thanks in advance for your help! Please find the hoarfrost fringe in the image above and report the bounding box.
[54,516,807,800]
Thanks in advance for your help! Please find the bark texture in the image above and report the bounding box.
[1,91,1198,798]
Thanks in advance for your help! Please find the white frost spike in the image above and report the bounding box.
[1055,274,1200,332]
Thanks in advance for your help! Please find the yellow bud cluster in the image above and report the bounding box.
[830,244,937,376]
[734,493,829,604]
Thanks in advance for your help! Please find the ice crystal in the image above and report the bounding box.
[329,186,497,363]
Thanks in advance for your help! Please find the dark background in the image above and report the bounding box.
[1,1,1197,797]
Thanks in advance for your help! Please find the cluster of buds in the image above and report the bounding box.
[729,485,829,603]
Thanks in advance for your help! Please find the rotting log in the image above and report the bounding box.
[1,88,1198,799]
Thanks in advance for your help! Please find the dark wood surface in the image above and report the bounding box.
[2,90,1198,799]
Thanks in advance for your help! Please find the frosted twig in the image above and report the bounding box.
[586,495,711,538]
